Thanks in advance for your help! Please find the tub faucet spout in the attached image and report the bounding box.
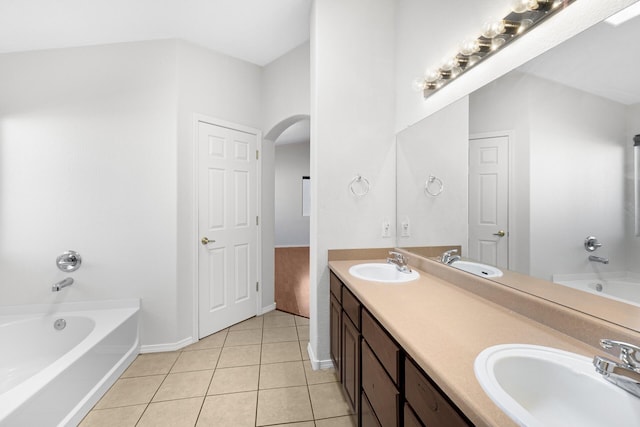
[589,255,609,264]
[52,277,74,292]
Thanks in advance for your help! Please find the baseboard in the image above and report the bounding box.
[307,341,335,370]
[260,303,276,315]
[139,336,195,353]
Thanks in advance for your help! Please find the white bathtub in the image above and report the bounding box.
[0,299,140,426]
[553,272,640,308]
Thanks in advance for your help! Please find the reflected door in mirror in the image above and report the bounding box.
[468,135,509,268]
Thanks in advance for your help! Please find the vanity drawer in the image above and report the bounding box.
[403,403,423,427]
[330,271,342,301]
[361,392,382,427]
[404,358,470,427]
[362,309,400,385]
[342,286,361,329]
[362,341,399,427]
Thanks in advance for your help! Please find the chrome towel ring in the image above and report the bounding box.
[425,175,443,196]
[349,174,370,197]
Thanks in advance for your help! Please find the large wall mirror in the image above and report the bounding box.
[397,7,640,331]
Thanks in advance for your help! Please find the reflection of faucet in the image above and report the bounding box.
[593,339,640,398]
[52,277,74,292]
[441,249,461,265]
[387,251,411,273]
[589,255,609,264]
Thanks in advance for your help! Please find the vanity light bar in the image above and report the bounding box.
[415,0,577,99]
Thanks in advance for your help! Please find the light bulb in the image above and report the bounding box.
[491,37,506,50]
[518,18,534,33]
[440,56,458,71]
[459,38,480,56]
[510,0,537,13]
[467,55,481,67]
[412,78,426,92]
[482,20,506,38]
[450,66,463,79]
[424,68,441,83]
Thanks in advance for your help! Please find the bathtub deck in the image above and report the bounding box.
[80,310,355,427]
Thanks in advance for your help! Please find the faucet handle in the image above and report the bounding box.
[388,251,406,262]
[600,339,640,370]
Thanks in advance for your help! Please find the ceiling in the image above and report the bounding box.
[0,0,312,66]
[518,14,640,105]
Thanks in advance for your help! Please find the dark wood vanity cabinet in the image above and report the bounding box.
[329,271,473,427]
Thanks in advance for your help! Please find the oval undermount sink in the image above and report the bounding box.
[348,263,419,283]
[450,260,503,278]
[475,344,640,427]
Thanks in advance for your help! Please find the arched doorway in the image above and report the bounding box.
[263,115,310,317]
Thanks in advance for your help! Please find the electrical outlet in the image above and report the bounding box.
[401,218,410,237]
[382,220,391,238]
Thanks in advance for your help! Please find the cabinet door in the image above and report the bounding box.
[330,294,342,378]
[341,312,360,413]
[404,358,470,427]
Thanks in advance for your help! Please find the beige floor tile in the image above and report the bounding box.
[121,352,179,377]
[95,375,165,409]
[230,316,264,331]
[171,348,221,373]
[269,423,315,427]
[304,360,338,385]
[152,370,213,402]
[225,328,263,346]
[137,397,204,427]
[297,325,310,341]
[309,382,354,419]
[218,344,262,368]
[208,365,260,395]
[263,309,290,317]
[256,386,313,426]
[264,314,296,328]
[263,326,298,343]
[315,415,358,427]
[294,315,310,326]
[79,405,146,427]
[259,361,307,389]
[261,341,302,364]
[183,330,227,351]
[300,341,310,361]
[197,391,257,427]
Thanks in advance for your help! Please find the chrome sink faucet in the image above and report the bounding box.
[441,249,461,265]
[593,339,640,398]
[387,251,411,273]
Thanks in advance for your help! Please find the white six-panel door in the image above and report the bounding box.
[198,120,258,338]
[468,135,509,268]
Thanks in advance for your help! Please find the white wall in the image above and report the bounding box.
[262,43,310,134]
[0,39,265,349]
[396,97,469,251]
[275,142,311,246]
[310,0,396,365]
[175,40,263,340]
[528,78,627,280]
[0,41,179,346]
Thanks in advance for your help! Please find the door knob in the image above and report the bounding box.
[493,230,506,237]
[201,237,215,245]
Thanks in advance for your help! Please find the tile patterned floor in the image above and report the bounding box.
[80,310,355,427]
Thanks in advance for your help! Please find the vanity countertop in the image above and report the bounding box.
[329,259,609,427]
